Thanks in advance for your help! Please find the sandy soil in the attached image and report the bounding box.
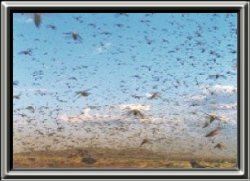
[13,147,237,169]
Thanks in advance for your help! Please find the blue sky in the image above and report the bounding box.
[13,13,238,157]
[13,13,237,112]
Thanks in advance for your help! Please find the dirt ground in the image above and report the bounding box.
[13,147,237,169]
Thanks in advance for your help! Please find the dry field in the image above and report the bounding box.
[13,147,236,169]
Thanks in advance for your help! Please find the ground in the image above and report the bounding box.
[13,147,236,169]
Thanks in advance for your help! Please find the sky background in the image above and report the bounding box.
[13,13,237,160]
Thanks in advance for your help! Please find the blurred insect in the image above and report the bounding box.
[140,138,151,147]
[13,94,21,100]
[190,159,206,168]
[202,113,222,128]
[131,95,143,99]
[19,49,32,56]
[13,80,19,86]
[214,142,226,150]
[64,32,83,42]
[33,13,42,28]
[80,150,96,165]
[146,92,161,100]
[76,90,90,97]
[81,157,96,164]
[47,24,56,30]
[27,157,36,162]
[208,74,227,80]
[205,127,221,137]
[26,106,35,113]
[127,109,144,119]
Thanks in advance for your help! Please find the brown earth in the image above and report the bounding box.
[13,147,237,169]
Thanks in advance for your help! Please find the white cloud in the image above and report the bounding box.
[58,114,68,122]
[201,84,237,95]
[58,106,120,123]
[58,104,152,123]
[185,95,206,105]
[185,84,237,112]
[210,103,237,110]
[119,104,151,111]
